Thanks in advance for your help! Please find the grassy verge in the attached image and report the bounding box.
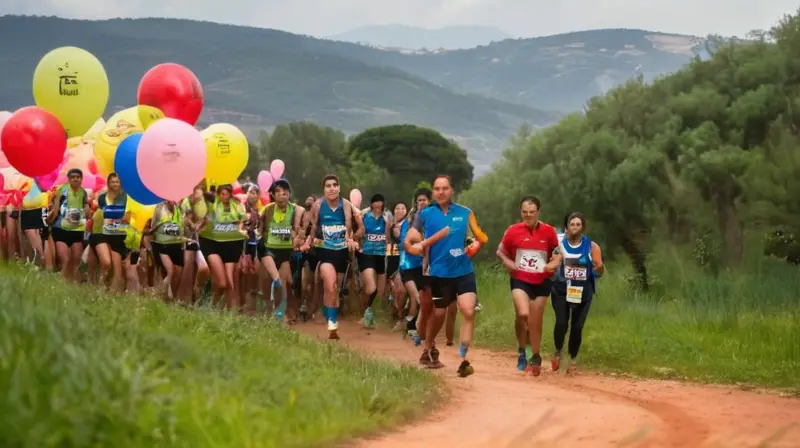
[0,264,439,447]
[470,249,800,391]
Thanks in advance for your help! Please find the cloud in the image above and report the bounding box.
[1,0,797,38]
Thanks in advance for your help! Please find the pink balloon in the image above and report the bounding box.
[269,159,285,179]
[349,189,362,209]
[54,173,68,187]
[137,118,207,202]
[82,174,96,190]
[232,181,243,195]
[94,175,106,191]
[0,172,4,191]
[234,193,247,203]
[257,170,273,192]
[33,154,68,190]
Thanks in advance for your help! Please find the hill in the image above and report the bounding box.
[327,24,515,50]
[326,29,708,112]
[0,16,557,172]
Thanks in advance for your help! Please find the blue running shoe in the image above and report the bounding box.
[517,353,527,371]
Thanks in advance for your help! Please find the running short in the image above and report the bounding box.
[430,272,477,309]
[128,251,140,265]
[20,208,46,231]
[51,227,84,247]
[266,247,293,267]
[99,234,129,258]
[245,241,267,260]
[386,255,400,278]
[400,266,428,291]
[88,233,104,250]
[357,253,386,274]
[303,250,319,271]
[316,247,349,274]
[510,278,552,300]
[152,242,184,267]
[199,237,244,264]
[185,241,200,252]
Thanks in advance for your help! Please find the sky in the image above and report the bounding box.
[1,0,797,39]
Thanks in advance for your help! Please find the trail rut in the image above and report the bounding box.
[298,321,799,447]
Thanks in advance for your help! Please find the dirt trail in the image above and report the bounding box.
[298,320,800,448]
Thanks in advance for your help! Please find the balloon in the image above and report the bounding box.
[200,123,248,185]
[94,175,106,192]
[33,154,68,190]
[349,189,362,209]
[260,191,271,205]
[0,111,11,167]
[126,198,155,232]
[232,181,243,195]
[0,173,4,191]
[137,105,165,130]
[137,63,204,125]
[137,118,206,202]
[257,170,273,192]
[114,133,163,205]
[32,46,109,137]
[54,173,67,187]
[94,107,146,177]
[87,159,98,175]
[81,174,96,189]
[270,159,285,179]
[234,193,247,204]
[0,106,67,177]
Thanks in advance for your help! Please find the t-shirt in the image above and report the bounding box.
[412,202,484,278]
[501,221,559,285]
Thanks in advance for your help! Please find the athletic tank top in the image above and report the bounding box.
[265,203,295,250]
[55,185,87,231]
[398,219,421,270]
[361,211,387,256]
[319,199,347,251]
[154,203,184,244]
[99,192,129,236]
[200,200,246,242]
[557,235,596,304]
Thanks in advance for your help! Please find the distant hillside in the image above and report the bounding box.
[328,24,514,50]
[326,29,708,113]
[0,16,557,173]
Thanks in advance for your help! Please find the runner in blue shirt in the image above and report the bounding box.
[405,175,488,377]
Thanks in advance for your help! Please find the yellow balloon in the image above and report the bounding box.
[94,107,145,177]
[126,197,156,232]
[32,46,109,138]
[137,105,165,130]
[201,123,249,185]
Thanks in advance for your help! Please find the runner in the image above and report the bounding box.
[301,174,360,339]
[96,173,131,293]
[178,183,210,304]
[260,178,303,322]
[198,184,247,310]
[48,169,90,283]
[496,196,560,375]
[149,199,186,300]
[389,201,411,333]
[359,193,391,329]
[298,195,319,322]
[397,191,430,343]
[20,183,50,267]
[241,184,266,314]
[551,212,604,373]
[405,175,488,377]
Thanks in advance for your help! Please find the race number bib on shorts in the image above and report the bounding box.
[566,284,584,304]
[515,249,546,273]
[564,266,588,281]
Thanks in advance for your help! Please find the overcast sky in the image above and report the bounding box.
[2,0,797,38]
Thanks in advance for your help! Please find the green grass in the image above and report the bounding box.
[471,249,800,391]
[0,264,439,448]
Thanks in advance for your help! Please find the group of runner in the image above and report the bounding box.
[0,169,603,378]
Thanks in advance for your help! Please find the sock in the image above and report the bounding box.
[459,343,468,359]
[525,345,533,359]
[330,306,338,324]
[323,306,332,321]
[367,291,377,308]
[518,347,526,356]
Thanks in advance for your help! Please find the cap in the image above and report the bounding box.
[269,178,292,194]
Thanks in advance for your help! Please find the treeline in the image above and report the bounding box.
[460,10,800,288]
[242,122,473,205]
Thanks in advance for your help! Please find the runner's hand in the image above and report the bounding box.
[503,260,516,273]
[347,239,359,252]
[545,260,559,273]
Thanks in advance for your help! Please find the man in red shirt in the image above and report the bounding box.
[496,196,559,376]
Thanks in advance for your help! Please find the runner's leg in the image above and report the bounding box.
[567,300,593,372]
[551,288,569,371]
[512,287,532,371]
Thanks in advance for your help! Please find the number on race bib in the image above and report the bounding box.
[566,284,584,304]
[564,266,587,281]
[163,223,181,237]
[515,249,546,273]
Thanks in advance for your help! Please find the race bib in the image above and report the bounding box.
[213,223,237,233]
[515,249,546,273]
[564,266,588,281]
[566,283,584,304]
[270,227,292,240]
[103,218,122,233]
[367,234,386,242]
[162,223,181,237]
[67,208,82,224]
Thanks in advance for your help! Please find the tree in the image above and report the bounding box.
[348,124,474,203]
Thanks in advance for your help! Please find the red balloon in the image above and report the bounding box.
[137,63,204,125]
[0,106,66,177]
[0,173,4,191]
[88,159,98,175]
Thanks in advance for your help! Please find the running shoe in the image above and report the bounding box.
[526,353,543,377]
[413,335,423,347]
[428,347,443,369]
[419,348,431,366]
[363,307,375,329]
[567,358,578,374]
[457,360,475,378]
[551,352,562,372]
[474,302,483,313]
[327,320,339,340]
[446,340,454,346]
[391,320,404,332]
[517,353,528,371]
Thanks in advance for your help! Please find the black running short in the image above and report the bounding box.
[51,227,84,247]
[199,237,243,264]
[98,234,129,258]
[510,278,552,300]
[20,208,46,231]
[400,266,429,291]
[430,272,477,309]
[266,247,293,268]
[316,247,349,274]
[152,242,184,267]
[245,241,267,260]
[357,253,386,274]
[386,255,400,278]
[303,250,319,271]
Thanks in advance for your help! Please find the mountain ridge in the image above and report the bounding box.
[328,23,515,50]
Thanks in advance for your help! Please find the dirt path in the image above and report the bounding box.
[298,320,800,448]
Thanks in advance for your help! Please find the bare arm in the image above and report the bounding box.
[591,241,605,275]
[303,200,322,248]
